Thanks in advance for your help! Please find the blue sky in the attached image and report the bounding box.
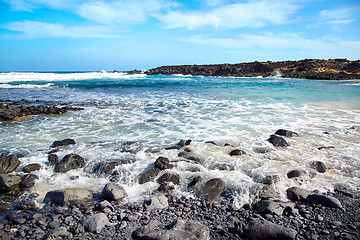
[0,0,359,71]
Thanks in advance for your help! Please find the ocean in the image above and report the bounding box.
[1,71,359,206]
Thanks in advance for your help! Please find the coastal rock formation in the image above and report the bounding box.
[243,218,297,240]
[44,188,92,206]
[101,183,127,201]
[0,174,21,192]
[202,178,225,202]
[0,154,20,174]
[54,153,86,173]
[267,135,289,147]
[146,59,360,80]
[51,139,76,148]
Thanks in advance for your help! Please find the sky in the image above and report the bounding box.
[0,0,359,71]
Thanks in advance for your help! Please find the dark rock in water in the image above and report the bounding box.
[253,146,272,154]
[144,195,169,210]
[154,157,173,170]
[54,153,86,173]
[286,187,311,202]
[22,163,41,173]
[185,166,201,172]
[205,141,218,146]
[51,139,76,148]
[268,135,289,147]
[262,175,280,185]
[44,226,72,240]
[306,194,342,209]
[20,174,39,188]
[166,139,192,150]
[208,163,234,171]
[243,219,297,240]
[0,201,11,213]
[48,154,59,165]
[178,152,205,164]
[310,161,327,173]
[0,174,21,192]
[229,149,246,156]
[0,154,21,174]
[317,146,335,150]
[202,178,225,202]
[139,168,160,184]
[158,182,174,192]
[157,172,180,185]
[275,129,298,137]
[133,219,210,240]
[83,213,110,233]
[287,169,306,178]
[102,183,127,201]
[44,188,92,206]
[187,176,201,189]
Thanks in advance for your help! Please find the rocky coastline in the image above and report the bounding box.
[1,128,359,239]
[144,59,360,80]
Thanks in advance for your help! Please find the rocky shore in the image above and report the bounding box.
[1,128,359,239]
[145,59,360,80]
[0,99,83,121]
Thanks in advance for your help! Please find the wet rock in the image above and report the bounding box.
[48,154,59,165]
[287,169,306,178]
[243,218,297,240]
[144,195,169,210]
[44,188,92,206]
[202,178,225,202]
[229,149,246,156]
[317,146,335,150]
[22,163,41,173]
[139,168,160,184]
[0,154,21,174]
[17,200,36,210]
[205,141,218,145]
[185,166,201,172]
[166,139,191,150]
[252,146,273,154]
[102,183,127,201]
[262,175,280,185]
[133,219,210,240]
[0,174,21,192]
[187,176,201,189]
[154,157,173,170]
[0,201,11,213]
[83,213,110,233]
[157,172,180,185]
[310,161,327,173]
[51,139,76,148]
[44,226,72,240]
[275,129,298,137]
[20,174,39,188]
[178,152,205,164]
[208,163,234,171]
[255,200,295,216]
[306,194,342,209]
[286,187,311,202]
[268,135,289,147]
[259,185,277,199]
[54,153,86,173]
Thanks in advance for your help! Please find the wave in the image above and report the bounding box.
[0,83,55,89]
[0,72,146,83]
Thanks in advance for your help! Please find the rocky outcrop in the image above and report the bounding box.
[267,135,289,147]
[0,154,20,174]
[146,59,360,80]
[51,139,76,148]
[44,188,92,206]
[201,178,225,202]
[54,153,86,173]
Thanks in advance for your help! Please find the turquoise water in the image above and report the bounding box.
[1,72,359,205]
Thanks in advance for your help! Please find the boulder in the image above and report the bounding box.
[44,188,92,206]
[202,178,225,202]
[310,161,327,173]
[83,213,110,233]
[268,135,289,148]
[275,129,298,137]
[262,175,280,185]
[139,168,160,184]
[178,152,205,164]
[229,149,246,156]
[20,174,39,188]
[157,172,180,185]
[165,139,192,150]
[54,153,86,173]
[102,183,127,201]
[0,174,21,192]
[286,187,311,202]
[44,226,72,240]
[255,200,295,216]
[0,154,21,174]
[133,219,210,240]
[287,169,306,179]
[243,219,297,240]
[154,157,173,170]
[48,154,59,165]
[22,163,41,173]
[259,185,277,199]
[144,195,169,211]
[51,139,76,148]
[306,194,342,209]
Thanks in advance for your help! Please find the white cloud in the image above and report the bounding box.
[159,0,301,30]
[309,7,359,28]
[76,0,171,25]
[3,0,84,11]
[3,20,120,39]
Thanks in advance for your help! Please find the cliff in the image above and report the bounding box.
[145,59,360,80]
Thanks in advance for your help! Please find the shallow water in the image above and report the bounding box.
[1,72,359,206]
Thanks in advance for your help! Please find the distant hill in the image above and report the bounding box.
[144,59,360,80]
